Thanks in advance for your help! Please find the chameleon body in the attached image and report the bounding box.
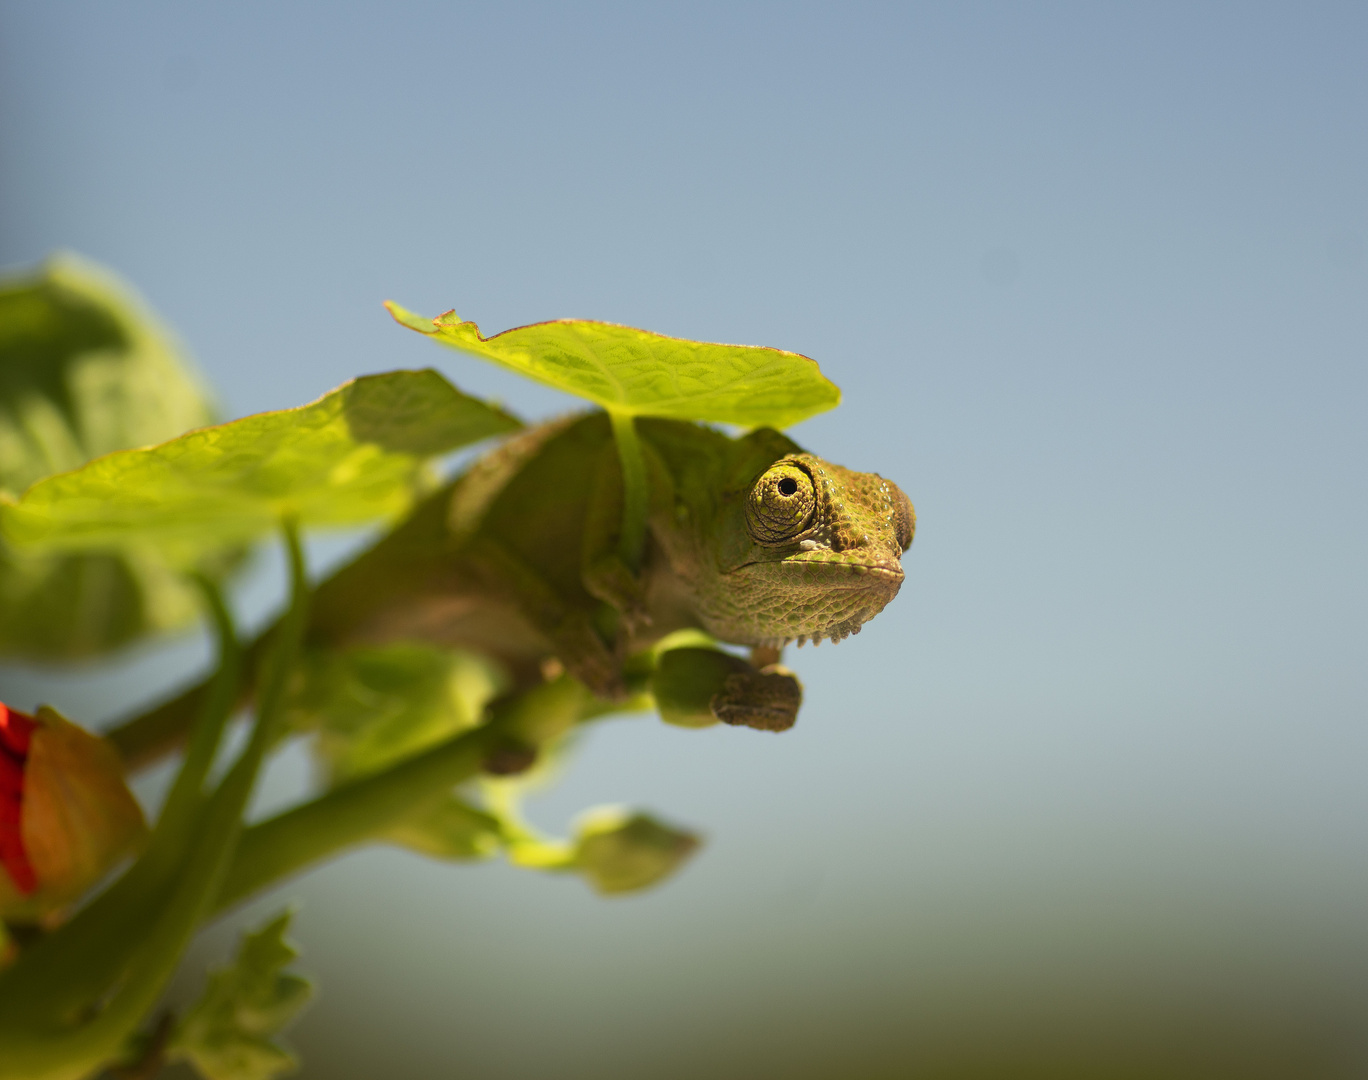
[114,412,913,762]
[306,412,914,722]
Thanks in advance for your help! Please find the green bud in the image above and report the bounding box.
[495,675,591,747]
[650,647,750,728]
[572,807,700,895]
[651,647,802,732]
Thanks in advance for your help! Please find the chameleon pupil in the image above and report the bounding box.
[778,478,798,496]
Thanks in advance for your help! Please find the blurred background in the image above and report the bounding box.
[2,2,1366,1076]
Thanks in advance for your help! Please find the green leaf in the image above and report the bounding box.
[386,302,841,429]
[2,370,522,555]
[571,807,701,895]
[0,254,215,499]
[0,545,229,661]
[288,643,508,784]
[0,254,231,658]
[171,910,313,1080]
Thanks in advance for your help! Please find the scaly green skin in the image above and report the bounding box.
[303,412,913,691]
[640,421,914,650]
[111,412,914,765]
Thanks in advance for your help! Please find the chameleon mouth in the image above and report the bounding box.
[731,560,904,585]
[822,563,903,582]
[713,559,905,649]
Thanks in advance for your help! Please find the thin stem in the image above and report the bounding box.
[608,408,648,570]
[0,580,242,1015]
[0,522,311,1080]
[145,575,241,859]
[108,532,305,772]
[214,723,492,914]
[106,685,208,771]
[212,675,593,914]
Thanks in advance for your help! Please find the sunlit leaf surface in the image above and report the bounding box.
[386,302,840,428]
[2,370,521,553]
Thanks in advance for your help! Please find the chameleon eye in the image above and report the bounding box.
[746,463,816,543]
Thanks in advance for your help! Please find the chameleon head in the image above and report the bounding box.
[703,445,915,648]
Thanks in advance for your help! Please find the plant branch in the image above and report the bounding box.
[0,522,310,1080]
[213,676,595,914]
[213,723,493,914]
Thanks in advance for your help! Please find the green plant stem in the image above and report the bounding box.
[214,723,493,913]
[0,579,242,1018]
[608,407,648,570]
[106,681,210,770]
[141,575,241,866]
[107,633,270,771]
[0,523,310,1080]
[214,676,595,914]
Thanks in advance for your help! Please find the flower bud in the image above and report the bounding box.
[650,648,744,728]
[0,703,147,919]
[572,806,700,895]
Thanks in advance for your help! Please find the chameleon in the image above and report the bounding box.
[112,410,914,765]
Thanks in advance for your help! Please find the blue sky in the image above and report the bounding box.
[2,3,1366,1075]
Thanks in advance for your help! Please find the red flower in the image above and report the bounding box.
[0,704,38,894]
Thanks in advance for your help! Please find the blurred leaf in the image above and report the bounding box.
[0,255,214,499]
[571,807,700,895]
[171,910,312,1080]
[0,546,228,662]
[2,370,522,556]
[488,782,699,893]
[494,674,593,748]
[387,302,840,428]
[288,643,508,784]
[383,794,502,861]
[0,255,231,658]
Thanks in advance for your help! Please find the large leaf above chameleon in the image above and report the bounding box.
[386,303,840,428]
[1,369,521,556]
[0,255,225,658]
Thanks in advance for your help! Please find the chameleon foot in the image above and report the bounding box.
[652,647,803,732]
[710,667,802,733]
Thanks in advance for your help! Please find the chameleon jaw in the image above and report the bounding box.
[716,557,905,650]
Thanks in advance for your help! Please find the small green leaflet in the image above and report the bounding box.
[386,302,841,429]
[170,911,312,1080]
[2,369,522,554]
